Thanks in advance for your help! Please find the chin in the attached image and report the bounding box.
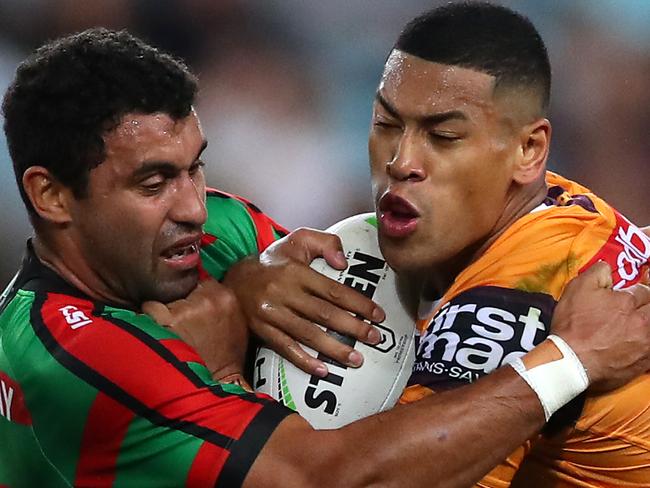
[152,273,200,303]
[380,245,415,274]
[380,242,439,279]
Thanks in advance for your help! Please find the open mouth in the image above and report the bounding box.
[378,193,420,238]
[163,242,199,260]
[161,238,201,269]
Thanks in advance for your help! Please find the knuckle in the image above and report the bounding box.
[218,287,237,305]
[316,304,333,323]
[619,293,636,311]
[264,279,280,296]
[300,333,318,349]
[326,282,344,300]
[297,325,324,348]
[292,228,310,242]
[285,260,301,273]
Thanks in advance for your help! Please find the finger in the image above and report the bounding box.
[291,228,348,268]
[623,283,650,310]
[141,301,174,327]
[286,294,381,345]
[219,373,253,392]
[641,267,650,286]
[303,268,385,323]
[260,306,365,369]
[575,261,613,290]
[256,323,329,377]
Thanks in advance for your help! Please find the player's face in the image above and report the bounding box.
[369,51,522,277]
[69,111,208,304]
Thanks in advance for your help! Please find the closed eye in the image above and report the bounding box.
[140,174,167,194]
[373,119,401,130]
[429,132,461,142]
[189,159,205,176]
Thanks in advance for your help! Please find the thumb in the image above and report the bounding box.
[289,228,347,269]
[142,301,174,327]
[581,261,614,290]
[303,231,347,270]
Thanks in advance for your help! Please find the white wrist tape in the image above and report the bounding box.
[510,335,590,421]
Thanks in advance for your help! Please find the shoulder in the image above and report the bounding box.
[200,188,288,280]
[457,173,648,297]
[540,174,649,289]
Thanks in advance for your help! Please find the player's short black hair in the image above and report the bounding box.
[2,28,198,215]
[394,2,551,113]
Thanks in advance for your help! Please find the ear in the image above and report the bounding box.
[22,166,74,224]
[513,118,551,185]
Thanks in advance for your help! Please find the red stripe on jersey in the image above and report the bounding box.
[74,392,134,487]
[579,212,650,290]
[198,232,218,281]
[232,194,288,252]
[40,293,266,442]
[197,266,210,281]
[186,441,228,488]
[200,233,217,247]
[0,371,32,425]
[159,338,206,366]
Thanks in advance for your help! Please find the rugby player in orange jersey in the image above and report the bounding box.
[229,2,650,487]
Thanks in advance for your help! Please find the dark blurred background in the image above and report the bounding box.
[0,0,648,288]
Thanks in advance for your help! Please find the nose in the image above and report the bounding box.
[386,133,426,182]
[170,173,207,227]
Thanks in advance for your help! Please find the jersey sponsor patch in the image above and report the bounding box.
[410,286,555,390]
[58,304,93,329]
[0,371,31,425]
[581,212,650,289]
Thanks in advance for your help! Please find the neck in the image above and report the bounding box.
[32,234,132,307]
[424,178,548,298]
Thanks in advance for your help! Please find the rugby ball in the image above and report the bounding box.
[253,213,416,429]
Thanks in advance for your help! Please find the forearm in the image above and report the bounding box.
[337,366,543,488]
[247,365,543,488]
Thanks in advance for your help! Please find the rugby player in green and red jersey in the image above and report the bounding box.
[1,28,650,488]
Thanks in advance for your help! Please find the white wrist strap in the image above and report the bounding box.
[510,335,590,421]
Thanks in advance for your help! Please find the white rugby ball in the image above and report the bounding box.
[253,213,416,429]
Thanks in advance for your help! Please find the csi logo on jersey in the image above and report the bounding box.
[412,287,555,388]
[58,305,93,329]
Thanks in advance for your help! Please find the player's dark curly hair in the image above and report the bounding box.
[395,2,551,113]
[2,28,198,215]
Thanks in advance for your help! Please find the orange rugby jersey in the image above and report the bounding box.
[400,172,650,487]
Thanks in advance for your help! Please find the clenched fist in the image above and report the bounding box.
[142,278,249,384]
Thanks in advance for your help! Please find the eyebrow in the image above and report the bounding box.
[132,140,208,179]
[375,92,468,126]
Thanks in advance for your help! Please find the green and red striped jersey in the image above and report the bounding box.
[0,191,291,487]
[199,189,288,281]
